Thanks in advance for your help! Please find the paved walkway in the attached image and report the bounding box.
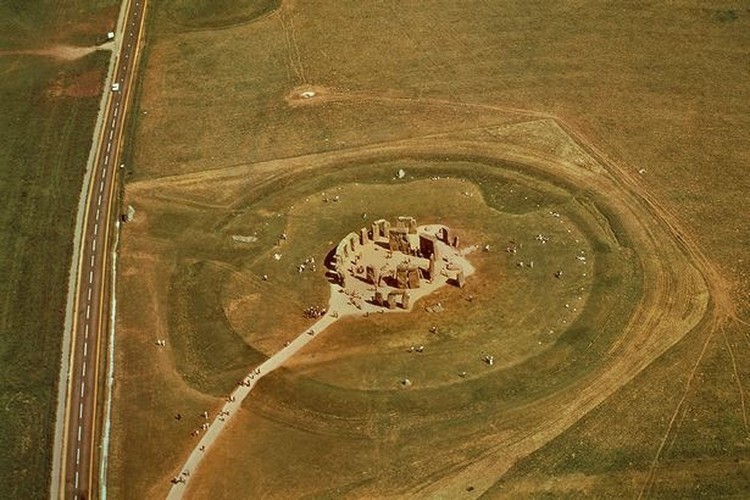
[166,309,340,499]
[166,235,477,498]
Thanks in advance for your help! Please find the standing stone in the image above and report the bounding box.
[456,270,465,288]
[408,268,420,289]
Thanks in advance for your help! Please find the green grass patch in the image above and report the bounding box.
[0,51,109,497]
[168,261,265,395]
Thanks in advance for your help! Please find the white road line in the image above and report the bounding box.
[82,360,87,378]
[81,381,85,398]
[96,207,101,220]
[94,223,99,236]
[107,142,111,153]
[77,426,82,443]
[79,402,83,420]
[76,448,80,465]
[98,193,103,206]
[84,342,88,357]
[105,154,110,163]
[88,272,93,285]
[90,255,95,268]
[75,471,79,489]
[114,107,119,117]
[85,323,89,340]
[109,129,114,141]
[86,304,91,319]
[111,118,116,127]
[87,287,92,302]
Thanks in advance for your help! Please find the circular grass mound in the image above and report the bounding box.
[168,158,640,415]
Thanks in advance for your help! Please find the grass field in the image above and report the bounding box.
[0,0,116,496]
[111,1,749,498]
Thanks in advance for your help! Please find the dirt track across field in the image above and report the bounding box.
[0,43,113,61]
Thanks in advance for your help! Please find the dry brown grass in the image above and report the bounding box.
[111,1,750,498]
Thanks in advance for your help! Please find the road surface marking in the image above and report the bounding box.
[85,323,89,340]
[87,287,92,302]
[76,448,80,465]
[77,426,82,442]
[114,107,119,117]
[98,193,103,206]
[80,381,85,398]
[94,223,99,236]
[96,207,100,220]
[109,129,114,141]
[75,471,79,489]
[86,305,91,320]
[79,402,83,420]
[83,360,87,377]
[90,255,95,268]
[89,271,93,285]
[84,342,88,357]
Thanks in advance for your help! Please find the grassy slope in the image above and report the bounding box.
[0,0,116,496]
[119,0,750,497]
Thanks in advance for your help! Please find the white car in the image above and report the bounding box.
[111,82,120,92]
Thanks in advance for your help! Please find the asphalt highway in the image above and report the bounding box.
[55,0,148,497]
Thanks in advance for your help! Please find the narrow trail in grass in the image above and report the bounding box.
[0,42,113,61]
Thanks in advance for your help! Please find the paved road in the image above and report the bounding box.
[166,312,341,499]
[52,0,148,498]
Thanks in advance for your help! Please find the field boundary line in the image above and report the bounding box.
[99,220,120,500]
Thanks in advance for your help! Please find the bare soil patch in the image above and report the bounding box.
[46,67,104,98]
